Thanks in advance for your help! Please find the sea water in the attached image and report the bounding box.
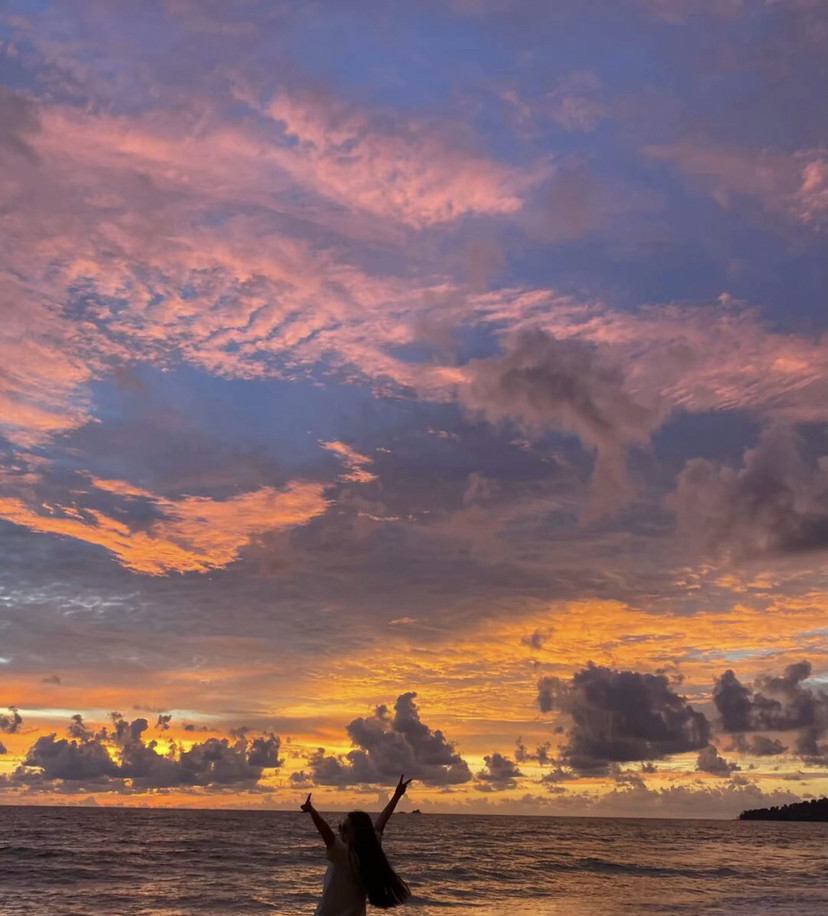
[1,806,826,915]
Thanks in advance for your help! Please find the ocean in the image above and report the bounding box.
[1,806,825,915]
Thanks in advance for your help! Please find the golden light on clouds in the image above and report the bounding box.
[0,0,826,818]
[0,479,328,574]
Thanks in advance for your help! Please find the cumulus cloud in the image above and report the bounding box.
[670,425,828,561]
[538,663,710,773]
[713,661,828,763]
[695,744,739,775]
[67,713,92,740]
[475,752,523,790]
[461,329,663,511]
[304,692,472,787]
[0,708,22,733]
[730,734,788,757]
[5,713,283,793]
[246,734,282,768]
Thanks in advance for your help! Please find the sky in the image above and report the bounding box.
[0,0,826,819]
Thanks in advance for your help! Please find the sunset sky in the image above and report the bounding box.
[1,0,826,818]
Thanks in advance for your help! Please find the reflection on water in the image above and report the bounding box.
[1,807,826,915]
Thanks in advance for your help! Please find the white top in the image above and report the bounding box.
[314,838,367,916]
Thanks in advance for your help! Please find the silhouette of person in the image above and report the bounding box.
[302,774,413,914]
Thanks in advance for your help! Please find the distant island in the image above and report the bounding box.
[738,798,828,821]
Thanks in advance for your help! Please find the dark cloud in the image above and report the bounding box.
[156,714,172,730]
[670,425,828,561]
[712,669,752,732]
[245,734,282,768]
[475,752,523,790]
[730,734,788,757]
[0,741,7,754]
[538,663,710,774]
[0,707,22,733]
[714,662,827,731]
[696,744,739,775]
[68,714,92,740]
[5,714,283,792]
[306,692,472,787]
[514,737,552,765]
[713,662,828,764]
[521,629,550,651]
[461,329,663,511]
[42,675,61,684]
[23,733,120,782]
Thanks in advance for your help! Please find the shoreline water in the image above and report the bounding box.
[2,806,826,915]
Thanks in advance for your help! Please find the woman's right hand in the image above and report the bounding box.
[300,792,314,813]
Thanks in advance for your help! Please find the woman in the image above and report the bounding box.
[301,774,413,914]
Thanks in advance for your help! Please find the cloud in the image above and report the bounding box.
[713,662,828,763]
[730,735,788,757]
[515,737,552,766]
[460,329,664,511]
[23,732,120,782]
[670,425,828,561]
[644,142,828,228]
[475,752,523,790]
[0,476,328,574]
[304,692,472,787]
[0,87,41,163]
[538,663,710,773]
[0,708,22,733]
[695,744,739,775]
[259,90,540,228]
[245,734,282,768]
[68,713,92,740]
[6,713,283,792]
[543,780,803,821]
[320,441,377,484]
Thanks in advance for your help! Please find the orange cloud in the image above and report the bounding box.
[0,478,328,574]
[320,440,377,483]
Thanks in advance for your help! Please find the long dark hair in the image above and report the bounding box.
[346,810,411,908]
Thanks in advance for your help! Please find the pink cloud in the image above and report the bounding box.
[259,90,542,228]
[644,142,828,227]
[1,95,823,474]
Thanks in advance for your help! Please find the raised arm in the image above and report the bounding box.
[374,774,413,835]
[300,793,336,848]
